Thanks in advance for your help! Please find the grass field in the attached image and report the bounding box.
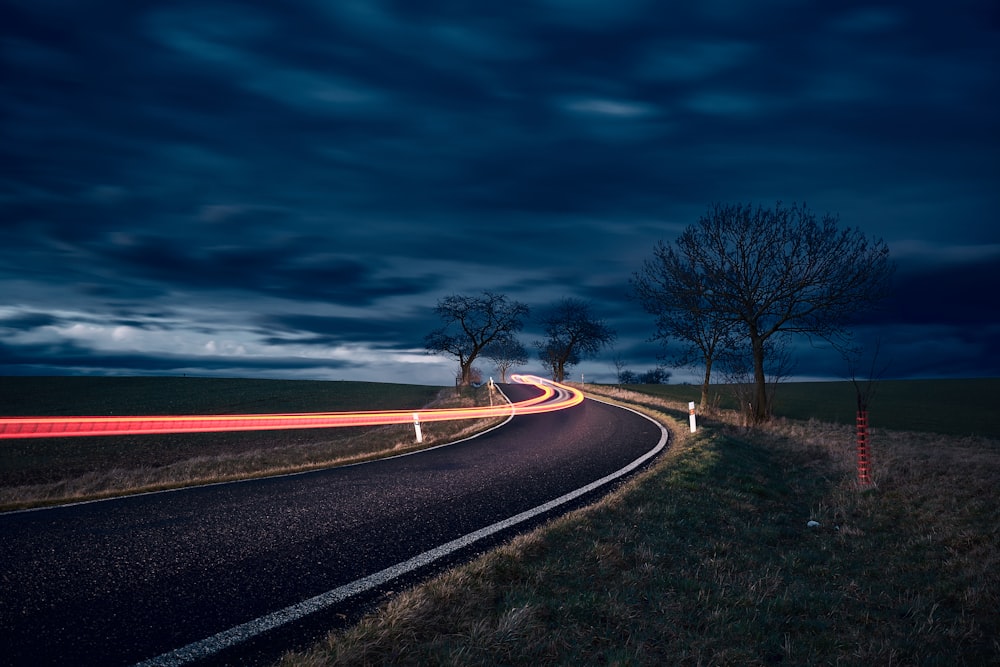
[2,376,997,664]
[0,376,444,416]
[604,377,1000,437]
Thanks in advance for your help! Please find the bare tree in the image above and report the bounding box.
[612,353,629,388]
[425,291,529,386]
[535,298,616,382]
[636,202,893,424]
[483,337,528,382]
[631,244,736,409]
[844,338,889,413]
[843,338,889,486]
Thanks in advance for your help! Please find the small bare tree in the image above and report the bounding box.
[612,353,629,389]
[483,338,528,382]
[843,338,889,486]
[845,338,888,413]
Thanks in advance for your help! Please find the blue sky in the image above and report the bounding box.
[2,1,998,386]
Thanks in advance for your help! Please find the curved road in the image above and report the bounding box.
[0,384,666,666]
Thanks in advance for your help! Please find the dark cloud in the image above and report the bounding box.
[256,313,428,346]
[96,233,430,304]
[1,1,996,384]
[0,311,60,331]
[877,256,1000,327]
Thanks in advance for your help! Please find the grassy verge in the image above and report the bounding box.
[277,387,1000,666]
[0,378,505,512]
[609,377,1000,437]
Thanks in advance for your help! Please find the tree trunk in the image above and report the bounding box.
[700,358,712,410]
[750,334,769,424]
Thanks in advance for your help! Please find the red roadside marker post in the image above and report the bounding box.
[856,409,872,486]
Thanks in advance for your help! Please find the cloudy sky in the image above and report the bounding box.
[2,0,998,387]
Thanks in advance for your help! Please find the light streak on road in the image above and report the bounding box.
[0,375,584,439]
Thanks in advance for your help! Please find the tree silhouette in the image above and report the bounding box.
[425,291,529,386]
[483,337,528,382]
[535,298,615,382]
[634,202,893,424]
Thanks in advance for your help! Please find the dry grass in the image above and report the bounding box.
[277,387,1000,666]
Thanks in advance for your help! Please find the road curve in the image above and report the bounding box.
[0,384,666,666]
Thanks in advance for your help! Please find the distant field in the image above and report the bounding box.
[0,376,444,417]
[603,378,1000,437]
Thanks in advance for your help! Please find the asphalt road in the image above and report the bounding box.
[0,384,666,666]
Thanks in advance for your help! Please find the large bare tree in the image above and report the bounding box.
[635,202,894,424]
[631,245,736,409]
[425,291,529,386]
[535,298,616,382]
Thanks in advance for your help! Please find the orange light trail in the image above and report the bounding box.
[0,375,584,439]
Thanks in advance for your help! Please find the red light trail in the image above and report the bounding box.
[0,375,583,439]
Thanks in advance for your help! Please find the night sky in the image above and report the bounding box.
[2,1,998,386]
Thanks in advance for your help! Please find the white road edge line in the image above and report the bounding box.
[134,396,668,667]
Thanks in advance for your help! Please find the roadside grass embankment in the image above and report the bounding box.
[277,383,1000,666]
[0,377,505,512]
[618,377,1000,438]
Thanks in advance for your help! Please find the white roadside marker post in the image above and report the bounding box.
[413,413,423,443]
[689,401,697,433]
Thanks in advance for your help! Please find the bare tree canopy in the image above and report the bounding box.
[425,291,529,386]
[634,202,894,424]
[483,337,529,382]
[535,298,616,382]
[631,241,736,409]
